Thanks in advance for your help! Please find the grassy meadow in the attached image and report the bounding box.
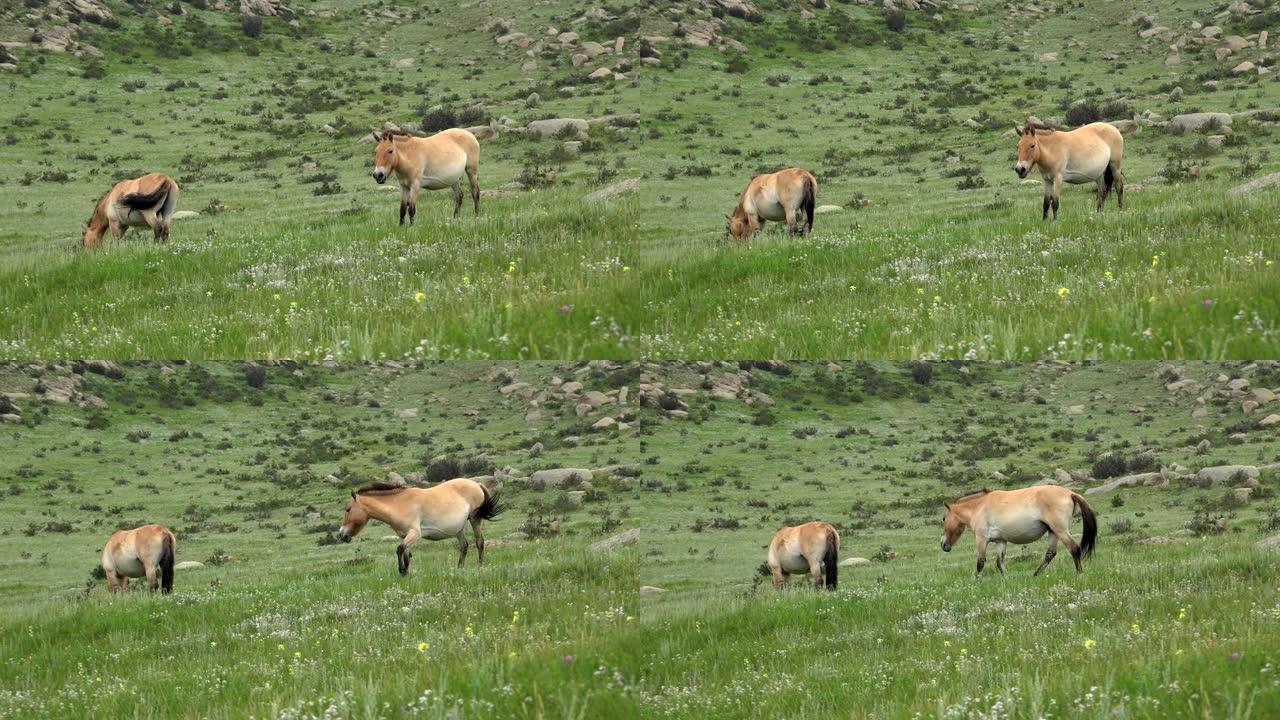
[0,1,642,359]
[632,361,1280,717]
[633,0,1280,358]
[0,361,645,718]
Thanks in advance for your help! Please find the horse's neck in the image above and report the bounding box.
[361,494,409,528]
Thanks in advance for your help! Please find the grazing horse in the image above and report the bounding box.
[727,167,817,240]
[1013,121,1125,220]
[83,173,180,248]
[372,128,481,225]
[336,478,501,575]
[940,486,1097,578]
[101,524,176,594]
[767,521,839,590]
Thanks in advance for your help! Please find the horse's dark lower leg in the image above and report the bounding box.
[1034,548,1056,576]
[453,187,464,218]
[1051,197,1060,220]
[1068,541,1083,572]
[457,538,469,568]
[399,201,408,226]
[1042,195,1051,220]
[975,556,986,577]
[408,204,416,225]
[396,544,409,576]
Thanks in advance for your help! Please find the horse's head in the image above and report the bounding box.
[82,220,104,249]
[336,492,369,542]
[940,502,967,552]
[1013,125,1042,178]
[726,210,750,240]
[372,131,398,184]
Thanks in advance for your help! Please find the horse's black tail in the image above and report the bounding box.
[121,180,170,210]
[159,532,175,594]
[1073,493,1097,559]
[823,527,838,590]
[801,174,816,232]
[475,485,502,521]
[1103,165,1115,196]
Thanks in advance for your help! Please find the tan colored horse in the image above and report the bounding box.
[337,478,500,574]
[941,486,1096,578]
[727,167,817,240]
[1014,121,1125,220]
[101,524,176,594]
[767,521,839,590]
[83,173,180,248]
[372,128,481,225]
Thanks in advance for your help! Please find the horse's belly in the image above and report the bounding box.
[1064,153,1110,183]
[755,199,787,221]
[420,177,455,190]
[990,516,1047,544]
[115,556,145,577]
[777,549,810,573]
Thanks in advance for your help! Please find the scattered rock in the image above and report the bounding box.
[839,557,871,567]
[1169,112,1232,133]
[175,561,204,570]
[590,528,639,552]
[1260,413,1280,427]
[529,468,593,489]
[584,178,640,203]
[1084,472,1162,495]
[524,118,588,138]
[1258,535,1280,550]
[171,210,201,221]
[814,205,843,214]
[1227,171,1280,195]
[639,585,666,595]
[1195,465,1259,484]
[1062,405,1085,416]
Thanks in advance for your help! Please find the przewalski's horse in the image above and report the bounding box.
[83,173,180,248]
[767,521,839,590]
[727,167,817,240]
[101,524,176,594]
[372,128,481,225]
[336,478,501,575]
[1014,120,1125,220]
[940,486,1097,578]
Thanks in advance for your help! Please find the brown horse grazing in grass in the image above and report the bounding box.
[337,478,501,575]
[101,524,176,594]
[83,173,180,248]
[1014,121,1125,220]
[941,486,1096,578]
[727,167,817,240]
[372,128,481,225]
[767,521,839,590]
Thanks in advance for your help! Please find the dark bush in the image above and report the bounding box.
[883,8,906,32]
[240,13,262,38]
[244,364,267,389]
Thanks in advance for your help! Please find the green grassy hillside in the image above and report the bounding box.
[0,0,644,358]
[634,0,1280,358]
[633,361,1280,717]
[0,361,644,717]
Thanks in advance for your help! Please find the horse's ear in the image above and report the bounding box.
[944,502,950,511]
[1012,125,1022,136]
[350,490,357,499]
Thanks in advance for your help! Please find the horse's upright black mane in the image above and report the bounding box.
[355,482,410,496]
[953,487,992,503]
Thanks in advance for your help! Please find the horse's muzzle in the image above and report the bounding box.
[1014,166,1029,179]
[336,529,352,543]
[373,171,387,184]
[940,540,952,552]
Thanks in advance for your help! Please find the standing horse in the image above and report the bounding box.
[336,478,500,575]
[940,486,1097,578]
[727,167,817,240]
[371,128,481,225]
[83,173,180,248]
[767,521,839,590]
[1013,120,1125,220]
[101,524,176,594]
